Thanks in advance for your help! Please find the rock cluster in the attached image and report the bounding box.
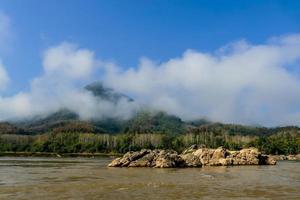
[108,145,276,168]
[270,154,300,161]
[108,149,186,168]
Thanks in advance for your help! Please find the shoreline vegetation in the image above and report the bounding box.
[1,115,299,157]
[0,129,299,156]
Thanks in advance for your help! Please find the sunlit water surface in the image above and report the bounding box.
[0,157,299,200]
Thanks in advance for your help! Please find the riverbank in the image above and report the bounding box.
[0,151,122,158]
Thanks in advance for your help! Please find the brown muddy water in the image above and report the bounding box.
[0,157,299,200]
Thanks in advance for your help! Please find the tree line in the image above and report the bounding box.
[0,129,299,155]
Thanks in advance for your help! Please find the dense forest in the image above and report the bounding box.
[0,111,299,155]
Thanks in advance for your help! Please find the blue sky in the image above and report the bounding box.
[1,0,300,93]
[1,1,300,125]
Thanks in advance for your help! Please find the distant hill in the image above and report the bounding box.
[3,110,187,135]
[8,82,132,134]
[123,111,186,135]
[14,109,80,134]
[0,122,26,135]
[0,82,186,135]
[1,82,300,137]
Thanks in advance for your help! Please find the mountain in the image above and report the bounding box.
[0,122,26,135]
[14,109,80,134]
[123,111,185,135]
[1,82,299,137]
[7,82,132,134]
[5,110,187,135]
[84,82,133,103]
[0,82,186,135]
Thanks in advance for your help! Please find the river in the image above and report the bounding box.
[0,157,299,199]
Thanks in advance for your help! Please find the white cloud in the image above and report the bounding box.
[103,34,300,126]
[0,42,137,121]
[2,35,300,126]
[0,60,9,90]
[43,42,96,79]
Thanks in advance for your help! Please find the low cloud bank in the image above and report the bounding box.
[1,34,300,126]
[103,34,300,126]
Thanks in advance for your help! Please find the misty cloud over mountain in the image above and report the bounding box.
[1,33,300,126]
[103,34,300,126]
[0,42,139,121]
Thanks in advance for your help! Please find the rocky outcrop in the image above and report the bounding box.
[108,149,185,168]
[270,154,300,161]
[108,146,277,168]
[287,154,300,160]
[180,146,276,166]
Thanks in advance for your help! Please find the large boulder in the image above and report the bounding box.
[212,147,228,160]
[230,148,261,165]
[192,148,215,165]
[154,150,185,168]
[262,155,277,165]
[183,146,231,166]
[108,149,185,168]
[128,150,157,167]
[108,157,123,167]
[180,153,202,167]
[209,147,231,166]
[181,144,199,154]
[108,149,149,167]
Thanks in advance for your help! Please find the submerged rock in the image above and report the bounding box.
[108,146,276,168]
